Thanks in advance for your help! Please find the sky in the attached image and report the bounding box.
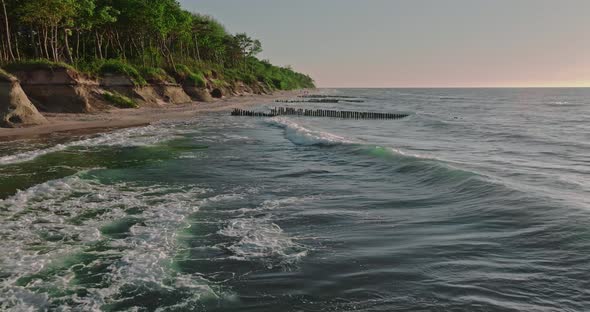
[178,0,590,88]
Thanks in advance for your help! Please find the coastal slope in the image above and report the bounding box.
[0,0,314,130]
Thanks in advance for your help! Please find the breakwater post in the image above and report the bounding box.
[275,99,340,103]
[231,107,409,120]
[230,108,276,117]
[274,99,365,104]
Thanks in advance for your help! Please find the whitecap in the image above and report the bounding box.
[266,117,355,146]
[218,218,307,267]
[0,175,226,311]
[0,124,193,165]
[215,195,315,268]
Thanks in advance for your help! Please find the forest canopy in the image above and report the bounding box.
[0,0,314,90]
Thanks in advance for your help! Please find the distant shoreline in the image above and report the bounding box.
[0,90,306,141]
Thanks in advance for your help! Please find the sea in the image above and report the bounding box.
[0,88,589,311]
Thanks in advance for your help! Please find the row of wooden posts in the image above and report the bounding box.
[231,107,409,120]
[275,99,340,103]
[298,95,357,99]
[275,99,365,104]
[230,109,276,117]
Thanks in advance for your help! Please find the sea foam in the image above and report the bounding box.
[0,175,224,311]
[0,124,190,165]
[267,117,355,146]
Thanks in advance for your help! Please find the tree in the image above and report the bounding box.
[18,0,77,61]
[1,0,15,61]
[0,0,314,91]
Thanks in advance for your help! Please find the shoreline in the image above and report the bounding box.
[0,90,305,141]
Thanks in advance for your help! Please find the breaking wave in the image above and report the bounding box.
[266,117,356,146]
[0,175,225,311]
[0,124,191,165]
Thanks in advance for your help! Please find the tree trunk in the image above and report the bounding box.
[114,30,125,59]
[0,37,6,62]
[95,31,103,59]
[195,36,201,62]
[49,26,57,61]
[157,36,174,70]
[31,30,38,58]
[104,37,110,59]
[54,26,59,61]
[43,27,50,59]
[14,31,20,60]
[0,0,15,61]
[75,29,80,60]
[64,28,73,64]
[136,37,146,66]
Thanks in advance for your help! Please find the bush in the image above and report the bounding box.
[4,59,75,72]
[103,91,138,109]
[97,60,147,86]
[175,65,206,87]
[138,66,176,84]
[211,78,229,88]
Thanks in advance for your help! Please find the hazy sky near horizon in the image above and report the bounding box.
[179,0,590,87]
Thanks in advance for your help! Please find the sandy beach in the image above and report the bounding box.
[0,90,303,141]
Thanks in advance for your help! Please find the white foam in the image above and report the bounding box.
[216,195,314,268]
[267,117,355,146]
[0,124,191,165]
[231,196,319,215]
[218,217,307,267]
[265,117,447,166]
[0,161,313,310]
[385,146,439,161]
[0,175,225,311]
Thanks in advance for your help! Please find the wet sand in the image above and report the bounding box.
[0,90,303,141]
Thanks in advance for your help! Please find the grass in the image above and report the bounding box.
[211,78,229,88]
[175,65,207,88]
[103,91,138,109]
[3,59,75,72]
[0,68,13,82]
[97,60,147,86]
[1,56,314,92]
[138,66,176,84]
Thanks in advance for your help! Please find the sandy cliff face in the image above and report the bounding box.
[2,68,274,124]
[9,68,107,113]
[216,81,270,99]
[0,73,47,128]
[100,74,159,107]
[231,81,254,96]
[101,74,191,106]
[154,84,192,104]
[181,85,214,102]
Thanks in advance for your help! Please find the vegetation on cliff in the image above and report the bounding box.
[103,90,138,109]
[0,0,314,90]
[0,67,10,81]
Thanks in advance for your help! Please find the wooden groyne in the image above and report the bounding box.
[231,107,409,120]
[275,99,340,104]
[230,109,276,117]
[298,95,358,99]
[275,99,365,104]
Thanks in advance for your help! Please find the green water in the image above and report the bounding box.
[1,89,590,311]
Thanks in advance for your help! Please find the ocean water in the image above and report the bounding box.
[0,88,589,311]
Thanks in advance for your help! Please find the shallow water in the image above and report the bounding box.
[1,88,589,311]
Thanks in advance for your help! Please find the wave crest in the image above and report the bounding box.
[0,124,190,165]
[267,117,355,146]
